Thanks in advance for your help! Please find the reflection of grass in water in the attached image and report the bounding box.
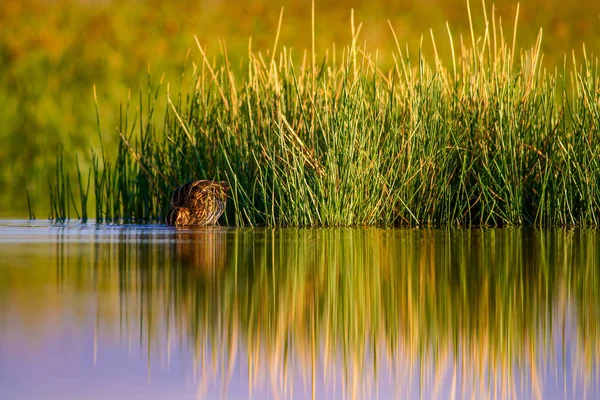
[568,230,600,392]
[42,227,595,398]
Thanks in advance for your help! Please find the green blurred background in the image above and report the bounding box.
[1,0,599,218]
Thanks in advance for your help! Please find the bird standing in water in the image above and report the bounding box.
[165,180,228,227]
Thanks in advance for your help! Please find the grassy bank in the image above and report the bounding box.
[49,2,600,227]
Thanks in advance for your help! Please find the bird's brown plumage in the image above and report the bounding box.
[165,180,228,227]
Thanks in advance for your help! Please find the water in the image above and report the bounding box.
[0,220,598,400]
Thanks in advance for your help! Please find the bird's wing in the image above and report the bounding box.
[170,180,200,208]
[188,180,212,201]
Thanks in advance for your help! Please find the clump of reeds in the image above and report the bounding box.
[52,1,600,226]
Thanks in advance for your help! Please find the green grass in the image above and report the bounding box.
[51,2,600,227]
[3,0,600,218]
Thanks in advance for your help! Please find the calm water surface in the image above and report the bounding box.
[0,220,598,399]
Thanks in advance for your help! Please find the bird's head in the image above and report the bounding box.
[166,207,191,227]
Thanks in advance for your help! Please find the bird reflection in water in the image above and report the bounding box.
[173,227,229,276]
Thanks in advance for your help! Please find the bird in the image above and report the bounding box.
[165,180,229,227]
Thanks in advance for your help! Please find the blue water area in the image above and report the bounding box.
[0,220,598,399]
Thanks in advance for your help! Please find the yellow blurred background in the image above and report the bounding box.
[1,0,599,217]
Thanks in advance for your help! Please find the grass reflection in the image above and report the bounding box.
[3,227,598,398]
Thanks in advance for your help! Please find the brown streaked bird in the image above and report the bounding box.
[165,180,229,227]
